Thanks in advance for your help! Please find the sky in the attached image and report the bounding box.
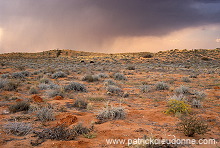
[0,0,220,53]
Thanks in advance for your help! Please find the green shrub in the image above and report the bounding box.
[165,99,191,115]
[177,115,209,137]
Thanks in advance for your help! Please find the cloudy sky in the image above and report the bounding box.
[0,0,220,53]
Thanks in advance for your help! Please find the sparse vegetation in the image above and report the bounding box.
[72,99,88,109]
[97,105,126,122]
[0,49,219,147]
[51,71,67,79]
[47,89,64,98]
[36,107,55,122]
[175,85,190,94]
[177,115,209,137]
[165,99,191,115]
[140,85,151,93]
[182,77,191,82]
[29,86,38,94]
[106,85,123,95]
[104,79,116,86]
[3,122,32,136]
[114,73,127,80]
[82,74,99,82]
[9,101,30,113]
[64,82,87,92]
[155,82,169,90]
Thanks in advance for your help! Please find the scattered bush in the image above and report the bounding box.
[29,86,38,94]
[33,125,77,141]
[177,115,209,137]
[155,82,169,90]
[72,99,88,109]
[1,74,10,79]
[9,101,30,113]
[12,72,25,79]
[104,79,116,86]
[38,83,60,90]
[20,71,30,77]
[36,107,55,122]
[175,85,190,94]
[192,99,202,108]
[98,73,109,78]
[51,71,67,79]
[64,82,87,92]
[82,74,99,82]
[73,123,91,135]
[32,123,92,145]
[165,99,191,115]
[169,94,185,101]
[140,85,151,93]
[114,73,127,80]
[2,80,19,91]
[0,78,7,89]
[47,89,64,98]
[194,91,206,100]
[182,77,191,82]
[201,57,211,61]
[97,106,126,122]
[127,65,135,70]
[106,85,123,95]
[143,54,153,58]
[3,122,32,136]
[40,78,51,84]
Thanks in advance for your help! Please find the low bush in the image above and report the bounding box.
[114,73,127,81]
[97,106,126,122]
[64,82,87,92]
[177,115,209,137]
[192,99,202,108]
[155,82,169,90]
[175,85,190,94]
[47,89,64,98]
[143,54,153,58]
[104,79,116,86]
[98,73,109,78]
[182,77,191,82]
[165,99,191,115]
[140,85,151,93]
[51,71,67,79]
[40,78,51,84]
[194,91,206,100]
[0,78,7,89]
[82,74,99,82]
[31,123,92,145]
[36,107,55,122]
[127,65,135,70]
[2,80,20,91]
[29,86,38,94]
[3,122,32,136]
[106,85,123,95]
[9,101,30,113]
[72,99,88,109]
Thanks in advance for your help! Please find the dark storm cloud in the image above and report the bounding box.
[0,0,220,52]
